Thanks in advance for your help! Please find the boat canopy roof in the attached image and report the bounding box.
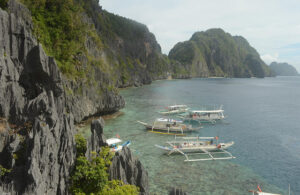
[168,105,187,108]
[106,138,122,146]
[156,118,183,123]
[190,109,224,114]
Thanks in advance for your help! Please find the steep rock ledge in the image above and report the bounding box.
[64,80,125,123]
[87,118,149,194]
[109,147,149,195]
[0,1,149,194]
[0,41,76,194]
[0,5,77,190]
[86,118,107,159]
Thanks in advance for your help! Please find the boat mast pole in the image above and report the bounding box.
[152,120,156,132]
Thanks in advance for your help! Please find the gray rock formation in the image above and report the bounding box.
[86,118,107,160]
[0,2,150,195]
[0,2,77,191]
[0,1,78,193]
[0,49,76,194]
[84,117,149,194]
[0,0,126,124]
[0,0,35,124]
[64,80,125,123]
[109,147,149,195]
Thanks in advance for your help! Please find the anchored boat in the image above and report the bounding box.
[137,118,200,135]
[106,138,131,152]
[180,105,225,123]
[159,105,189,115]
[155,136,235,161]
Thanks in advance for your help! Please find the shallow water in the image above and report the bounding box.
[84,77,300,194]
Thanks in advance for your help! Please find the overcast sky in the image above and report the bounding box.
[101,0,300,71]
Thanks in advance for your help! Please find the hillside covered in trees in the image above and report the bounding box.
[270,62,299,76]
[169,28,272,78]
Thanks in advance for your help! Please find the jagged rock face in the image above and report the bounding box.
[0,1,35,124]
[86,118,107,160]
[84,118,149,194]
[0,51,76,194]
[85,118,149,195]
[0,1,125,124]
[23,92,75,195]
[0,1,76,194]
[109,147,149,195]
[64,79,125,123]
[0,2,150,195]
[0,0,152,194]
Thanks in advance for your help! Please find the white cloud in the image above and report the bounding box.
[261,54,279,65]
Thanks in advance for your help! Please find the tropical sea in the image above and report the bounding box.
[80,76,300,195]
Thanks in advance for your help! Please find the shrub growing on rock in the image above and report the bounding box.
[71,134,139,195]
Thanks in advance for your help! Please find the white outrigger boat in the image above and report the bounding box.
[106,138,131,152]
[180,105,225,123]
[155,136,235,162]
[137,118,201,135]
[249,186,281,195]
[159,105,189,115]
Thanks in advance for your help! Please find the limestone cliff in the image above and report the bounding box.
[0,1,148,194]
[169,28,272,78]
[269,62,299,76]
[14,0,172,122]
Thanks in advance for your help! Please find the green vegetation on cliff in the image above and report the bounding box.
[20,0,170,87]
[169,28,272,78]
[21,0,89,77]
[18,0,271,84]
[0,0,8,9]
[0,165,11,177]
[270,62,299,76]
[71,134,139,195]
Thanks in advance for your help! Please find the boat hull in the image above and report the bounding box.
[144,124,197,133]
[159,109,189,115]
[156,141,234,153]
[110,141,131,152]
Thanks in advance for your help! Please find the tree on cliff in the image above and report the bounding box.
[70,134,139,195]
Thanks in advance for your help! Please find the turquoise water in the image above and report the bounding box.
[97,77,300,194]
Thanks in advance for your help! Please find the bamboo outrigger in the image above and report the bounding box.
[137,118,201,135]
[155,136,235,162]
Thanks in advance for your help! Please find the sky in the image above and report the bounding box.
[101,0,300,71]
